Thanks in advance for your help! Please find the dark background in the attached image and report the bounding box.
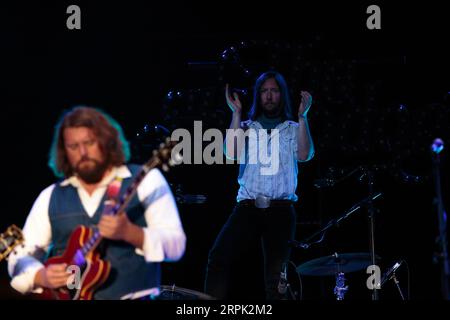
[1,1,449,300]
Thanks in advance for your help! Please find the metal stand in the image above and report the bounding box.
[293,165,383,300]
[286,282,297,300]
[379,261,406,300]
[364,168,379,300]
[431,138,450,300]
[392,273,406,300]
[334,272,348,300]
[290,191,383,250]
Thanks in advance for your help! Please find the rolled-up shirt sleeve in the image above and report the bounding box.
[8,185,54,294]
[137,168,186,262]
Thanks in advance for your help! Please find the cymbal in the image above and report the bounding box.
[297,252,380,276]
[158,285,216,300]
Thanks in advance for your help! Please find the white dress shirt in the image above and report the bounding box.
[8,165,186,296]
[237,120,306,202]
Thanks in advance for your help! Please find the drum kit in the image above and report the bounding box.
[288,165,407,301]
[295,252,381,300]
[157,285,215,300]
[130,126,409,301]
[153,165,407,301]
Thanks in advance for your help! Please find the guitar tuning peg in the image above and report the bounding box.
[173,152,183,164]
[162,164,170,172]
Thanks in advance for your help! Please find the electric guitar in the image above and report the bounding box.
[40,138,181,300]
[0,225,24,262]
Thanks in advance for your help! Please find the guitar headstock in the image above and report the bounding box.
[0,225,24,262]
[144,137,183,173]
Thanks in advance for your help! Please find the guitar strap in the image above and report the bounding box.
[102,176,123,216]
[94,176,123,256]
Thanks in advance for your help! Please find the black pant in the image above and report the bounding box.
[204,203,296,299]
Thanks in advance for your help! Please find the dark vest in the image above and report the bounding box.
[48,164,160,299]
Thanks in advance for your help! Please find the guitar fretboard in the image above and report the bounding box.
[75,161,156,263]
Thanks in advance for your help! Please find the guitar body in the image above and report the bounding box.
[40,225,111,300]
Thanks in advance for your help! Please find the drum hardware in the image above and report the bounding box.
[297,252,381,300]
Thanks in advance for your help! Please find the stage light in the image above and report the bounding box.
[431,138,444,154]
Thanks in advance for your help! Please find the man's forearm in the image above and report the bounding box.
[297,117,314,161]
[123,223,144,250]
[33,267,47,289]
[225,112,244,159]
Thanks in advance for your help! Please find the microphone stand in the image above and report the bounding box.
[391,273,406,300]
[379,261,406,300]
[296,165,384,300]
[431,139,450,300]
[291,192,383,249]
[365,167,379,300]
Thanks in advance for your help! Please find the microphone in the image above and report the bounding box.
[431,138,444,154]
[278,263,288,295]
[379,261,403,287]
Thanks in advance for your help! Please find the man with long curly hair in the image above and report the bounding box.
[8,106,186,300]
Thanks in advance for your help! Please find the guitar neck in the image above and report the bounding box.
[79,162,156,260]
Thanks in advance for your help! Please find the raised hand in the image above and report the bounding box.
[225,84,242,114]
[298,91,313,118]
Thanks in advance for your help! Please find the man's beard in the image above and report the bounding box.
[262,102,282,118]
[75,158,109,184]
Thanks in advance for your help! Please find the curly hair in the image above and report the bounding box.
[48,106,131,178]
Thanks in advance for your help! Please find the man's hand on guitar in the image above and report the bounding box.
[98,213,144,249]
[34,263,70,289]
[98,213,132,241]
